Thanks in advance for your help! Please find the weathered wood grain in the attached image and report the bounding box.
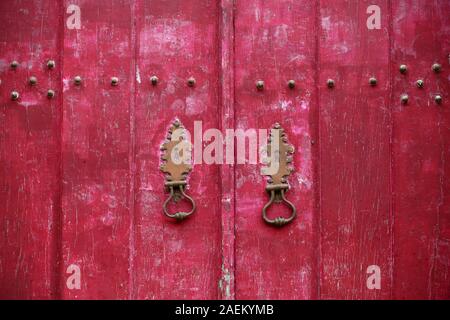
[0,0,62,299]
[234,0,318,299]
[318,0,392,299]
[132,0,222,299]
[60,0,134,299]
[0,0,448,300]
[391,0,450,299]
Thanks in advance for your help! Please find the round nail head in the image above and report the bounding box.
[327,79,335,88]
[47,89,55,98]
[256,80,264,90]
[47,60,56,69]
[435,95,442,104]
[401,94,409,104]
[111,77,119,86]
[416,79,424,88]
[11,91,19,101]
[369,77,377,86]
[399,64,407,74]
[432,63,442,73]
[288,80,295,89]
[187,77,196,87]
[74,76,82,85]
[150,76,158,85]
[29,76,37,85]
[10,61,19,69]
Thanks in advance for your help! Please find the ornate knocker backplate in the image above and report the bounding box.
[160,119,196,221]
[261,123,297,227]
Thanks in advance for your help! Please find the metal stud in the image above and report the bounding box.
[416,79,424,88]
[327,79,335,88]
[10,61,19,69]
[256,80,264,91]
[29,76,38,85]
[111,77,119,86]
[435,95,442,104]
[74,76,82,85]
[432,63,442,73]
[399,64,407,74]
[369,77,377,86]
[11,91,19,101]
[47,60,56,69]
[288,80,295,89]
[187,77,196,87]
[401,94,409,104]
[47,89,55,98]
[150,75,158,85]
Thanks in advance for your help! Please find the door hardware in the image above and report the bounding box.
[150,75,159,85]
[29,76,37,85]
[74,76,82,85]
[432,63,442,73]
[327,79,335,88]
[47,60,56,69]
[10,91,19,101]
[261,123,296,227]
[288,80,296,89]
[187,77,196,87]
[399,64,407,74]
[160,119,196,221]
[47,89,55,98]
[111,77,119,86]
[256,80,264,90]
[401,94,409,104]
[416,79,424,88]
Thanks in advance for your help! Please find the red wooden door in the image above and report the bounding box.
[0,0,449,300]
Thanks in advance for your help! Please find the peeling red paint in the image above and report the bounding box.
[0,0,449,300]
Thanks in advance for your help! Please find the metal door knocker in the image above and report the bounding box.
[261,123,296,227]
[160,119,196,221]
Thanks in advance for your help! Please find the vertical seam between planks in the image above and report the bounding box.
[314,0,323,300]
[219,0,236,300]
[231,0,236,300]
[387,0,395,300]
[128,0,138,300]
[428,0,443,299]
[55,0,65,300]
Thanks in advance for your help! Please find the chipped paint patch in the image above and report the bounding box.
[136,66,141,84]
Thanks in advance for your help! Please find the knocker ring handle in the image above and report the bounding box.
[262,184,296,227]
[163,181,196,221]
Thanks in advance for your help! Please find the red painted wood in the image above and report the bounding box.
[391,0,450,299]
[0,0,449,300]
[60,0,134,299]
[234,0,318,299]
[318,0,392,299]
[0,0,62,299]
[132,0,222,299]
[218,0,236,300]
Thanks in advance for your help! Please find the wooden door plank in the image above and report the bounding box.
[60,0,135,299]
[133,0,222,299]
[218,0,236,300]
[318,0,392,299]
[391,0,450,299]
[234,0,318,299]
[0,0,62,299]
